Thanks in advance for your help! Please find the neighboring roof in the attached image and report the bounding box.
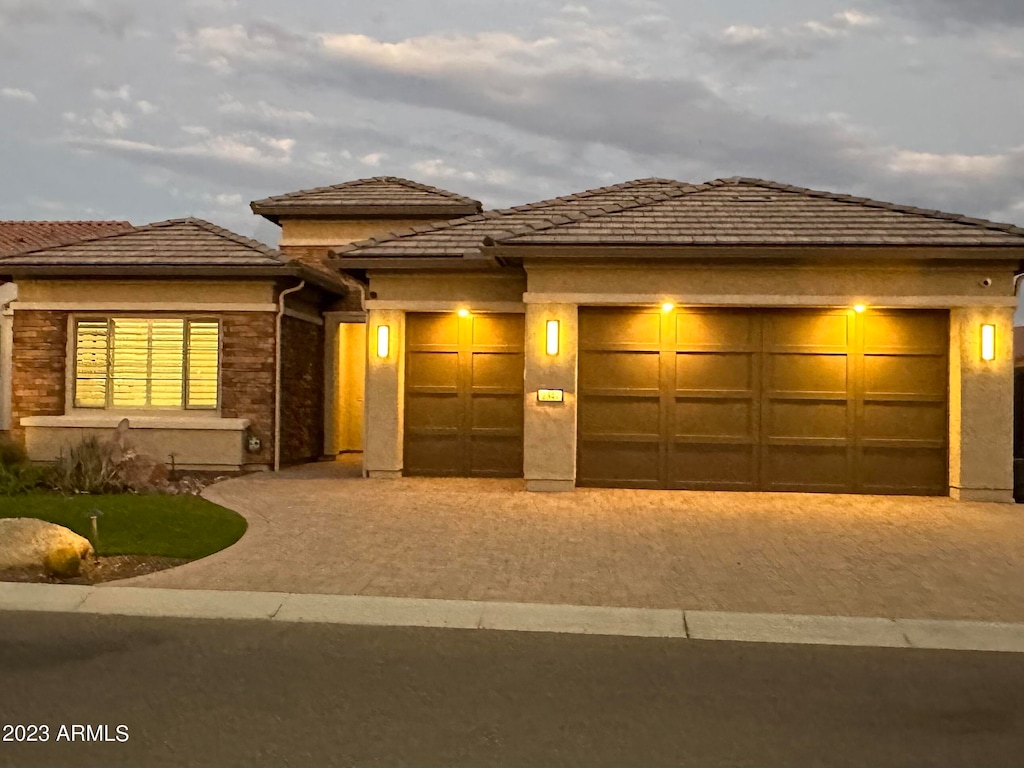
[0,220,133,257]
[333,177,1024,263]
[0,217,347,293]
[332,178,694,259]
[250,176,483,222]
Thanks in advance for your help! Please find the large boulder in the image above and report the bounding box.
[0,518,94,570]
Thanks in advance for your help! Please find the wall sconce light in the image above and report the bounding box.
[376,324,390,359]
[981,323,996,361]
[546,319,559,355]
[457,308,470,318]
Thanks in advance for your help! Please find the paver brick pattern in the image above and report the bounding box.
[116,458,1024,622]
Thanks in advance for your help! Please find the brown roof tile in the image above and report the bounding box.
[251,176,483,220]
[334,177,1024,260]
[0,220,133,257]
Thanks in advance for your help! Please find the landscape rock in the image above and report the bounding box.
[0,518,94,571]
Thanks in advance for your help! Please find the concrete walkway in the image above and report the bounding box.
[110,457,1024,623]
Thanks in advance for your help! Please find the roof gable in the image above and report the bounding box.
[0,220,133,257]
[251,176,483,221]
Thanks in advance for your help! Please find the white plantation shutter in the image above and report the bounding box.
[74,320,110,408]
[74,317,219,409]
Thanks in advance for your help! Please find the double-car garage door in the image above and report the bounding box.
[402,308,949,496]
[577,307,949,494]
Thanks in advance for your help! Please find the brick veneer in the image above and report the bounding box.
[9,310,68,442]
[279,314,324,465]
[220,312,277,468]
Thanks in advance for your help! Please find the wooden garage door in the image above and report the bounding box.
[404,312,524,477]
[577,307,948,495]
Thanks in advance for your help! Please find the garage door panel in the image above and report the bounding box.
[669,445,756,488]
[864,355,947,397]
[863,312,948,353]
[764,446,850,491]
[577,440,660,488]
[579,351,659,390]
[472,394,523,431]
[580,396,660,437]
[767,312,849,350]
[472,352,524,389]
[406,352,458,389]
[675,310,757,349]
[860,447,947,494]
[407,314,458,347]
[675,352,753,392]
[765,399,849,439]
[471,314,523,347]
[770,353,848,394]
[404,435,462,477]
[471,436,524,477]
[406,394,460,430]
[581,310,660,349]
[673,398,755,439]
[862,401,947,441]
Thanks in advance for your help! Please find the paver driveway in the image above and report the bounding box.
[115,457,1024,621]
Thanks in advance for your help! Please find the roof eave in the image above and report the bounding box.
[250,203,482,222]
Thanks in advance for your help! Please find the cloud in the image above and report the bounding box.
[0,0,137,37]
[411,158,478,181]
[877,0,1024,29]
[1,86,36,102]
[696,10,881,64]
[359,152,387,167]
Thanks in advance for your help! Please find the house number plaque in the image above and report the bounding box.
[537,389,564,403]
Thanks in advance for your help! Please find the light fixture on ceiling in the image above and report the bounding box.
[661,302,675,312]
[457,308,470,318]
[853,304,866,314]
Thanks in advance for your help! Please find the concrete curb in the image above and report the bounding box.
[2,582,1024,653]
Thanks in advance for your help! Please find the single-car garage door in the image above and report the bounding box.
[577,307,948,495]
[404,312,524,477]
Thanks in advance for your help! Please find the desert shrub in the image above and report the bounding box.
[0,433,27,467]
[47,436,125,495]
[0,463,47,494]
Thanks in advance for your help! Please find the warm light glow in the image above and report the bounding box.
[376,324,390,359]
[853,304,866,314]
[457,308,470,318]
[981,323,996,361]
[546,319,560,355]
[661,302,675,312]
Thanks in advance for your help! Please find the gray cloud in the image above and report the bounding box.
[878,0,1024,29]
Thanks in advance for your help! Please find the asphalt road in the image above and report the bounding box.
[0,611,1022,768]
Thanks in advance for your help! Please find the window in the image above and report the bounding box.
[74,318,220,409]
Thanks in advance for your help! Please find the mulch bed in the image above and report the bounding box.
[0,555,190,585]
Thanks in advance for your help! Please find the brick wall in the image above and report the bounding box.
[279,313,324,465]
[9,310,68,442]
[219,312,277,468]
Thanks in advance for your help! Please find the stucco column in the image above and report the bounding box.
[523,303,578,491]
[948,305,1014,502]
[362,308,405,478]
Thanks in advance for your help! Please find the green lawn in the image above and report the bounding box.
[0,493,247,559]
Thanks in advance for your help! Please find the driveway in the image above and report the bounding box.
[114,457,1024,622]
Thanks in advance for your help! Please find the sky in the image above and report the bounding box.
[1,0,1023,251]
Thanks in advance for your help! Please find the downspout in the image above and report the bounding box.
[0,284,16,432]
[274,279,305,472]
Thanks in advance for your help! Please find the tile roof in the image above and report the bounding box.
[332,178,694,258]
[251,176,483,220]
[333,177,1024,260]
[0,220,133,257]
[0,217,286,268]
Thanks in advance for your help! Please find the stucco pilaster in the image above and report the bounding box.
[948,306,1014,502]
[523,303,578,491]
[363,308,405,478]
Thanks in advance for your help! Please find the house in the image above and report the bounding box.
[1,220,134,433]
[325,177,1024,502]
[2,176,1022,502]
[0,218,350,471]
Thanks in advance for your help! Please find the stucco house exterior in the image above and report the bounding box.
[2,176,1023,503]
[0,218,350,471]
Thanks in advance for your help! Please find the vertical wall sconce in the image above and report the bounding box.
[546,319,560,355]
[376,324,390,359]
[981,323,996,361]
